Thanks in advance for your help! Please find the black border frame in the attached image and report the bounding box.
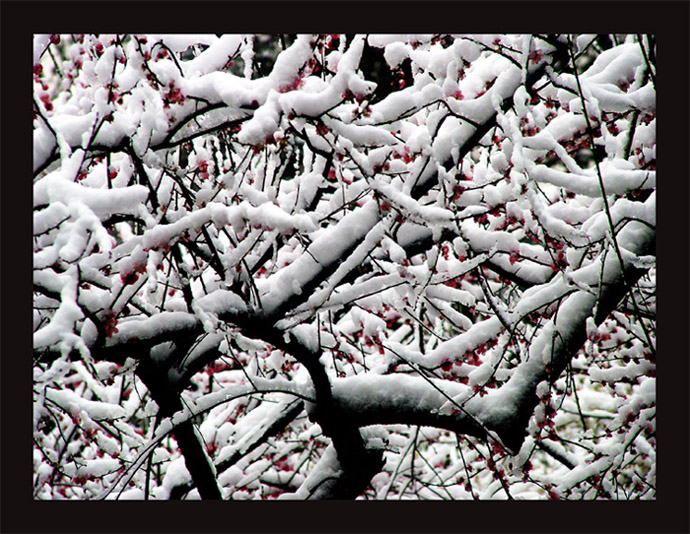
[2,2,688,533]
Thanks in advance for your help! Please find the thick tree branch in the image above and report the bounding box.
[136,355,222,499]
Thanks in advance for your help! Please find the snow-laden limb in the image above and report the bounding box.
[461,219,654,452]
[279,442,382,500]
[528,160,655,197]
[258,200,382,317]
[321,210,654,455]
[46,386,126,421]
[278,443,342,499]
[213,398,305,468]
[34,34,656,501]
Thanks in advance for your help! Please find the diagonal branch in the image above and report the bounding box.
[170,399,304,499]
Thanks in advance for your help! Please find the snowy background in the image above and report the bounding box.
[33,33,656,500]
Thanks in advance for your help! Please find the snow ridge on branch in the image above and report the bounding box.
[34,33,656,501]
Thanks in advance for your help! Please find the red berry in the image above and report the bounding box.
[104,312,119,338]
[120,272,139,285]
[529,50,543,64]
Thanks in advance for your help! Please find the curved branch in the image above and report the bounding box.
[316,218,655,454]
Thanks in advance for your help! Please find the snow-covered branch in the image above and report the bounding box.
[34,33,656,501]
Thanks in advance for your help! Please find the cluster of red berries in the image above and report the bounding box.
[528,49,544,65]
[279,73,304,94]
[39,92,53,112]
[163,81,185,108]
[103,311,119,338]
[120,262,146,286]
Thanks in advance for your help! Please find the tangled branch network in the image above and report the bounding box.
[33,33,656,500]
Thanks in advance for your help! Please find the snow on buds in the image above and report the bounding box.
[197,160,210,180]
